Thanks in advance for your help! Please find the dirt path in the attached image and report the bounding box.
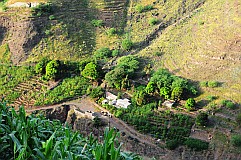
[25,97,164,149]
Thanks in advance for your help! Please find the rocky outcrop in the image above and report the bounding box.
[0,13,46,64]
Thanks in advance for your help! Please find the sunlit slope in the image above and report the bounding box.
[137,0,241,102]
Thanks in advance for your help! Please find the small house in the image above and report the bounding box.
[162,100,175,108]
[116,99,131,109]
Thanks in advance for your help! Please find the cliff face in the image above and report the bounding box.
[0,12,45,64]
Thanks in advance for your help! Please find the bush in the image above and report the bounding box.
[31,3,52,16]
[149,18,158,25]
[185,98,195,111]
[166,139,180,150]
[231,134,241,147]
[221,100,235,109]
[45,60,59,80]
[81,62,99,80]
[207,81,219,88]
[206,95,216,101]
[200,81,207,87]
[48,15,55,20]
[94,47,112,59]
[196,112,208,126]
[135,4,144,13]
[91,19,103,27]
[45,29,52,36]
[122,39,133,51]
[112,49,120,57]
[184,138,209,151]
[87,86,104,98]
[106,28,117,36]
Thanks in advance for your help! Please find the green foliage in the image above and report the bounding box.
[185,98,195,111]
[135,4,153,13]
[121,39,133,51]
[48,15,55,20]
[87,86,104,99]
[135,4,144,13]
[148,69,195,100]
[81,62,99,80]
[149,18,158,25]
[105,55,139,89]
[106,28,117,36]
[145,81,156,94]
[34,76,90,105]
[171,87,183,100]
[221,100,235,109]
[112,49,120,57]
[35,57,49,75]
[207,81,219,88]
[0,65,34,101]
[45,60,59,80]
[91,19,103,27]
[117,55,139,76]
[196,112,208,126]
[199,81,207,87]
[133,88,147,105]
[206,95,217,101]
[0,101,139,159]
[94,47,112,59]
[165,139,180,150]
[31,3,53,17]
[160,87,171,99]
[231,134,241,147]
[184,138,209,151]
[0,43,11,63]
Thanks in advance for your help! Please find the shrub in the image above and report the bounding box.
[45,60,59,80]
[166,139,180,150]
[221,100,235,109]
[207,95,216,101]
[231,134,241,147]
[48,15,55,20]
[94,47,112,59]
[106,28,117,36]
[184,138,209,151]
[196,112,208,126]
[91,19,103,27]
[81,62,99,80]
[35,57,49,74]
[122,39,133,51]
[144,5,154,11]
[149,18,158,25]
[32,3,52,16]
[112,49,120,57]
[45,29,52,36]
[200,81,207,87]
[87,86,104,98]
[207,81,219,88]
[135,4,144,13]
[185,98,195,111]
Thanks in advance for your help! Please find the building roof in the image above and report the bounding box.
[106,92,117,100]
[116,99,131,109]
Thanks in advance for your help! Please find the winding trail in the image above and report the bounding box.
[25,97,165,150]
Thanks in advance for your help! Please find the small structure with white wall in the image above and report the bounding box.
[162,100,175,108]
[103,92,131,109]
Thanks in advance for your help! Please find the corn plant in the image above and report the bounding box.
[0,101,141,160]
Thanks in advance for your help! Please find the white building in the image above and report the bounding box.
[104,92,131,109]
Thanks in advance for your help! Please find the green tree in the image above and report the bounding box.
[81,62,98,80]
[231,134,241,147]
[105,67,125,89]
[121,39,133,51]
[196,112,208,126]
[45,60,59,80]
[35,57,49,74]
[94,47,112,59]
[185,98,195,111]
[134,89,147,105]
[117,55,139,76]
[145,81,155,94]
[160,87,170,99]
[171,87,183,100]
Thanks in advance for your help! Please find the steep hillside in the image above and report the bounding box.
[129,0,241,103]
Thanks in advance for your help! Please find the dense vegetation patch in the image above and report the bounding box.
[0,101,140,159]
